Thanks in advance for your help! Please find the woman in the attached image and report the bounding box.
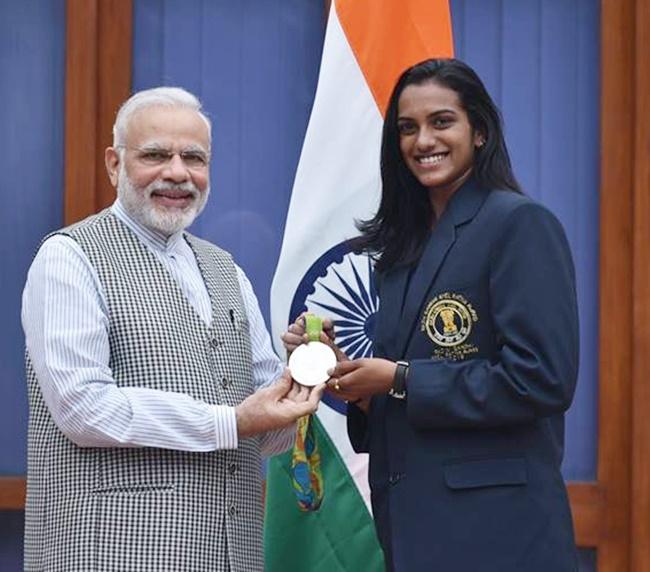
[283,59,578,571]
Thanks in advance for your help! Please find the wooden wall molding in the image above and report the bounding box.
[64,0,132,225]
[0,477,616,551]
[569,483,605,548]
[0,477,610,548]
[0,479,601,548]
[0,478,26,511]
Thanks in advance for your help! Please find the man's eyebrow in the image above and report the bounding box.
[183,143,210,154]
[136,142,167,152]
[137,142,209,154]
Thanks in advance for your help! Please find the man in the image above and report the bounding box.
[22,87,322,571]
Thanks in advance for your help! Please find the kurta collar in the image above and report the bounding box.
[111,199,186,254]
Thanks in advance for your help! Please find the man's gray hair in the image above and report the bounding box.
[112,86,212,147]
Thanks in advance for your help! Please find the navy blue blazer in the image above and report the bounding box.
[348,180,579,571]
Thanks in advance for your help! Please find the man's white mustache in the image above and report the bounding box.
[145,181,200,199]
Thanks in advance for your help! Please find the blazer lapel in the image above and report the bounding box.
[392,179,490,358]
[393,214,456,358]
[375,265,410,358]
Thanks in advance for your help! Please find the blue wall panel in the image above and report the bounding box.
[451,0,600,483]
[0,0,65,475]
[0,1,66,569]
[133,0,326,320]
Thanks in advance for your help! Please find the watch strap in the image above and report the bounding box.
[389,360,409,399]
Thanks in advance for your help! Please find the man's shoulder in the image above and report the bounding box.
[33,209,114,261]
[37,209,116,251]
[58,208,115,238]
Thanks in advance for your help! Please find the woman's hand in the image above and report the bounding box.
[281,312,346,361]
[327,358,397,402]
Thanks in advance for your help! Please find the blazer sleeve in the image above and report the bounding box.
[347,401,371,453]
[406,202,579,429]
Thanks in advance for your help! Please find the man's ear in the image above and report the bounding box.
[105,147,121,187]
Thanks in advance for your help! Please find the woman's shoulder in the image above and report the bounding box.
[484,189,559,224]
[485,188,533,211]
[481,189,570,260]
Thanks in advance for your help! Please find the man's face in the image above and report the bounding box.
[105,105,211,235]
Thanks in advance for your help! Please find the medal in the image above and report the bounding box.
[288,314,336,386]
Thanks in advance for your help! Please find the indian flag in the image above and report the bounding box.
[265,1,453,569]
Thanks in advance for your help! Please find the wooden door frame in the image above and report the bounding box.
[595,0,650,569]
[629,0,650,568]
[2,0,649,569]
[63,0,132,225]
[594,0,633,567]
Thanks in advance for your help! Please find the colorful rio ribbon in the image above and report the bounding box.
[291,414,324,512]
[266,1,453,571]
[289,315,329,512]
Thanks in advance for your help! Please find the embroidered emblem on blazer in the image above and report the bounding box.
[421,293,479,360]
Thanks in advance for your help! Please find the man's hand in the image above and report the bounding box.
[235,369,325,439]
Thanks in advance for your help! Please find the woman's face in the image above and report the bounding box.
[397,81,482,197]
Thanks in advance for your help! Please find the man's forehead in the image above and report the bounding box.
[126,105,210,147]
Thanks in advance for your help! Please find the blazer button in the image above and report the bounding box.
[221,377,230,388]
[228,462,239,474]
[228,504,239,517]
[388,472,403,486]
[210,338,221,349]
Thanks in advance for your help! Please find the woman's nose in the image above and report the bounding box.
[416,126,436,148]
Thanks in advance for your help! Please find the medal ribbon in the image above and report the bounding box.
[290,314,325,511]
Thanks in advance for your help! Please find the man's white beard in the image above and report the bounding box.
[117,166,210,235]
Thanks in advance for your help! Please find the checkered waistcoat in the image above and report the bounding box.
[25,210,264,572]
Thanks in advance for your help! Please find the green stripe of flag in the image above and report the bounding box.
[264,415,385,571]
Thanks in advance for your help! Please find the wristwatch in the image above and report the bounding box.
[388,361,409,400]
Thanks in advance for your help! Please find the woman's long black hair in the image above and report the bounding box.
[354,58,521,272]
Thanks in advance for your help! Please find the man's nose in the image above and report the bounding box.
[162,153,190,182]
